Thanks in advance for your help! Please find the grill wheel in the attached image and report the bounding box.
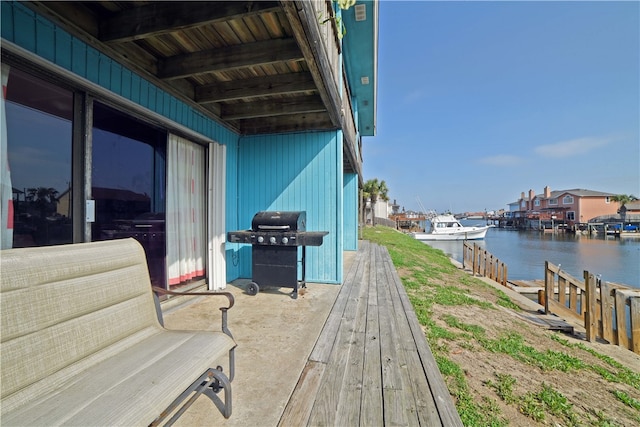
[247,282,259,296]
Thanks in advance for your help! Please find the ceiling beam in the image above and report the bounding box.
[221,96,326,120]
[158,38,303,80]
[237,112,335,134]
[99,1,280,42]
[196,73,316,104]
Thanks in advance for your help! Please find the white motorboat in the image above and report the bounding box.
[411,214,492,241]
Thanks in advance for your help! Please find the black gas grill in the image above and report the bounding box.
[227,211,328,299]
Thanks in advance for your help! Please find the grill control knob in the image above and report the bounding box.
[269,236,276,244]
[281,237,289,244]
[257,236,264,243]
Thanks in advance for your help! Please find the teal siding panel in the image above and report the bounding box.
[35,16,55,62]
[343,173,359,251]
[130,73,141,104]
[121,68,132,99]
[13,4,36,51]
[71,38,87,78]
[86,47,102,85]
[55,29,72,70]
[100,53,112,87]
[1,2,14,41]
[147,85,157,111]
[235,131,341,284]
[139,79,151,109]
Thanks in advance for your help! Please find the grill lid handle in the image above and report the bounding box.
[257,225,290,230]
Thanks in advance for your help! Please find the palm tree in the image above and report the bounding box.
[363,178,390,226]
[611,194,637,208]
[611,194,638,222]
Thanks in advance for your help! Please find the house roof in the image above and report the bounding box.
[622,201,640,211]
[509,188,618,206]
[544,189,617,199]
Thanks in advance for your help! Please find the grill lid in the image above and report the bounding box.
[252,211,306,232]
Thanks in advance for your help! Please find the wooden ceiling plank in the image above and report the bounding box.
[196,73,316,103]
[238,112,335,134]
[158,38,302,79]
[221,97,326,120]
[99,1,280,43]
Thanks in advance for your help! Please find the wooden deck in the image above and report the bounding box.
[279,241,463,426]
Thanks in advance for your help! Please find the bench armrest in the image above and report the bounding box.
[152,286,235,338]
[152,286,234,309]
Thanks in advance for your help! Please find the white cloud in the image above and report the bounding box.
[403,89,427,104]
[478,154,522,166]
[534,137,613,158]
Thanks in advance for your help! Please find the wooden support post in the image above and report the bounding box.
[584,271,598,342]
[538,289,546,306]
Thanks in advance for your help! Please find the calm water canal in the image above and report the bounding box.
[421,221,640,289]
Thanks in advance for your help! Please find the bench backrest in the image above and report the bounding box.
[0,238,160,410]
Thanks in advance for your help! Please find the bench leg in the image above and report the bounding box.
[203,367,232,419]
[150,366,232,426]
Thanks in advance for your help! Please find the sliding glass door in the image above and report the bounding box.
[92,102,167,287]
[3,67,73,248]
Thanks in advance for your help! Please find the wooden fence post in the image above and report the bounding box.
[584,271,598,342]
[503,264,508,287]
[600,281,615,344]
[616,290,631,350]
[472,243,478,276]
[544,261,553,314]
[631,296,640,354]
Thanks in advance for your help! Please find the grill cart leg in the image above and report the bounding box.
[291,246,307,299]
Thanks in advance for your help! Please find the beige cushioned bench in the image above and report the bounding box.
[0,238,236,426]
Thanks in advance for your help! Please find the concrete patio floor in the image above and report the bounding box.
[160,253,355,426]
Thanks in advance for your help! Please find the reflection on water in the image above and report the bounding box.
[421,221,640,288]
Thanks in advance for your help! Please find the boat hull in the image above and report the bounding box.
[411,226,491,241]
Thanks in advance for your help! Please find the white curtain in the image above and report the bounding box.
[1,64,13,249]
[207,142,226,290]
[166,134,206,286]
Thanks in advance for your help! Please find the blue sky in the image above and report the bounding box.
[363,0,640,214]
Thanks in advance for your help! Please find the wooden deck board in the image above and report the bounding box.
[279,241,463,427]
[381,246,442,425]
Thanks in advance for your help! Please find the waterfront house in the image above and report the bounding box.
[510,186,619,230]
[1,1,378,289]
[620,201,640,219]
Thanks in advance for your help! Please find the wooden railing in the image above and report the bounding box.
[462,242,508,287]
[543,261,640,354]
